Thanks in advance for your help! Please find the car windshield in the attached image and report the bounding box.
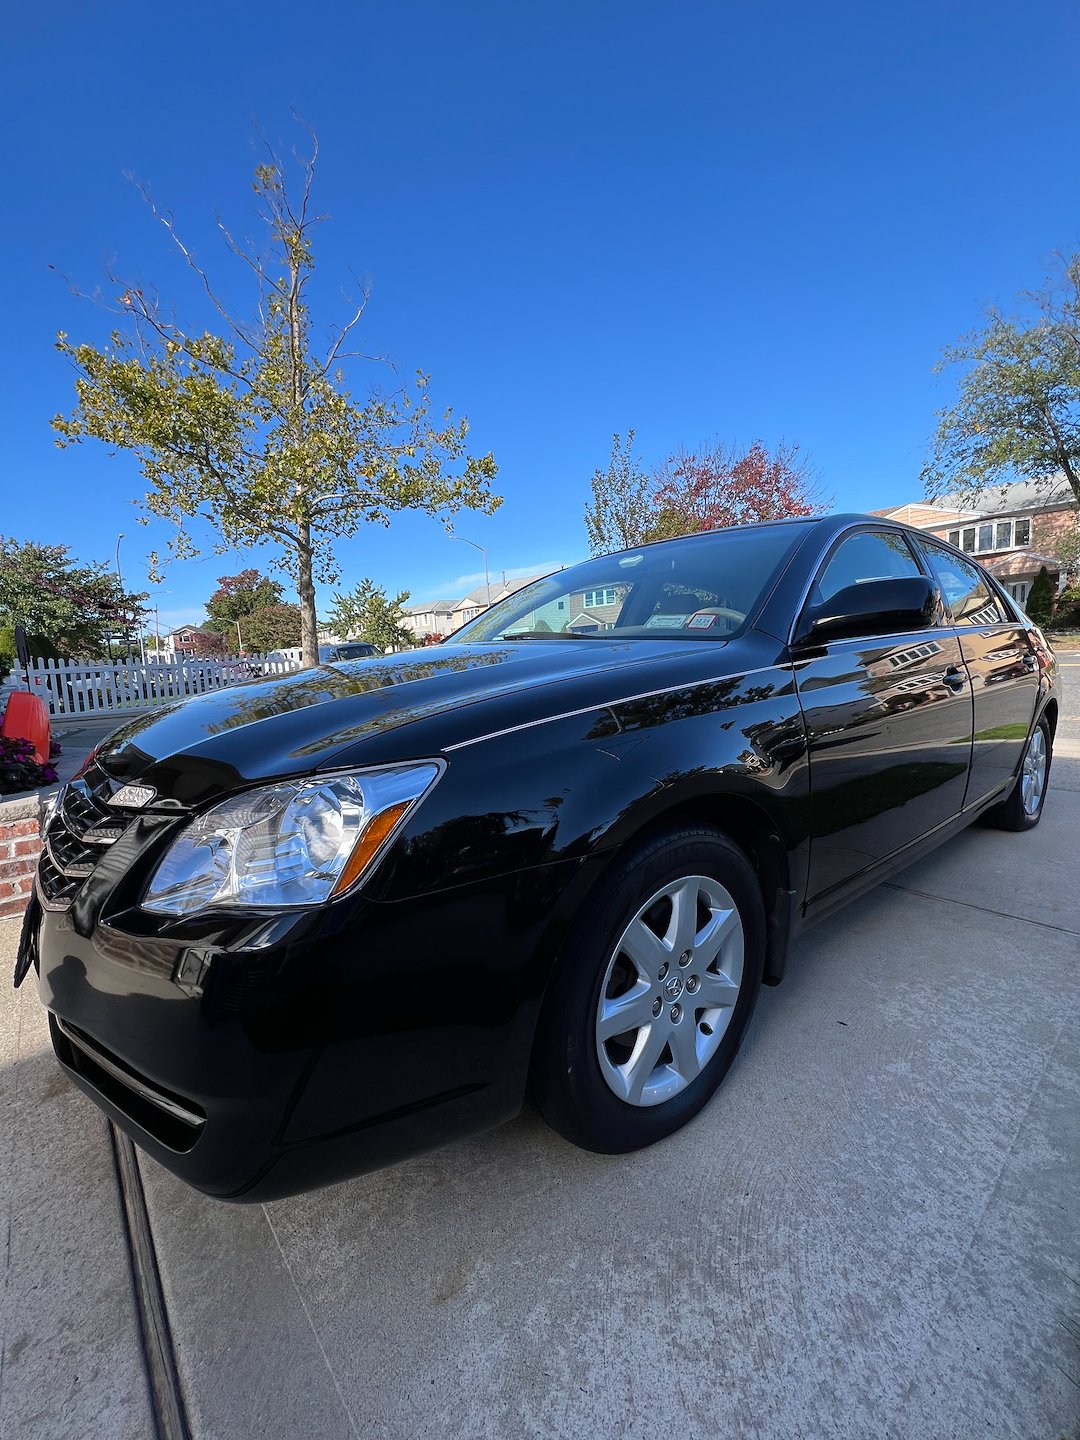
[450,523,814,643]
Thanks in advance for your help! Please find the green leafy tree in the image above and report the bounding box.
[1048,583,1080,630]
[1025,565,1056,626]
[923,254,1080,506]
[326,579,415,652]
[51,129,500,666]
[204,568,285,643]
[584,431,660,555]
[1052,524,1080,585]
[244,602,303,652]
[0,537,145,657]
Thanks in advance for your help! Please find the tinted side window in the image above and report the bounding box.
[917,539,1005,626]
[812,530,922,604]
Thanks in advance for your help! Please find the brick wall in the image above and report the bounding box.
[1032,507,1079,556]
[0,806,42,920]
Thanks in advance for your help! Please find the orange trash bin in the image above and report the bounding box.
[1,691,52,765]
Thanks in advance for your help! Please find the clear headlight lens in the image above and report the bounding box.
[143,763,442,916]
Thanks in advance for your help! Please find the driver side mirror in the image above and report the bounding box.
[795,575,940,646]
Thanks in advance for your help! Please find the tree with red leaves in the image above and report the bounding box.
[653,440,826,536]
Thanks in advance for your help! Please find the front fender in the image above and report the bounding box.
[370,662,810,904]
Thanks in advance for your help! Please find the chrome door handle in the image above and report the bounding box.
[942,667,966,690]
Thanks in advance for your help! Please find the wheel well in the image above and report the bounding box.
[1042,697,1058,739]
[614,792,795,986]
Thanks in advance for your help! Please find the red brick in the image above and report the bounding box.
[14,839,40,857]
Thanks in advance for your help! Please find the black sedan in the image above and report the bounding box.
[16,515,1058,1200]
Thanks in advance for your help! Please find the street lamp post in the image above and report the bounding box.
[450,534,491,607]
[114,533,126,661]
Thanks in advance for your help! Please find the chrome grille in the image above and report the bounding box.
[37,760,137,910]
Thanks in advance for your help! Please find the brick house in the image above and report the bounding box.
[164,626,224,659]
[873,478,1079,610]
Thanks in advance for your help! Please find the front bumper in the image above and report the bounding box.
[31,854,596,1200]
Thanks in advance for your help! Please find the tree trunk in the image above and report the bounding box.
[297,523,319,667]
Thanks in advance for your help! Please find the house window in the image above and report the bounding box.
[582,587,618,608]
[951,518,1032,555]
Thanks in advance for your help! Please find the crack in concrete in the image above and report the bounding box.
[882,881,1080,938]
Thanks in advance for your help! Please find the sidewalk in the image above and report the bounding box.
[0,974,152,1439]
[3,759,1078,1439]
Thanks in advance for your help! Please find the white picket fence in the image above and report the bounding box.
[20,654,302,716]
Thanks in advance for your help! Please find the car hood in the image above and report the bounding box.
[96,639,727,805]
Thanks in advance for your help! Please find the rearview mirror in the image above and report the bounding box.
[796,575,939,646]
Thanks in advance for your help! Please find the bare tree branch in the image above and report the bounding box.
[127,175,263,353]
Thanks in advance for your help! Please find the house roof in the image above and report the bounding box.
[885,476,1076,521]
[403,600,456,615]
[459,574,552,608]
[983,549,1061,577]
[406,572,554,619]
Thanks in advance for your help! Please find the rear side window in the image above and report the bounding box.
[917,538,1005,625]
[812,529,922,605]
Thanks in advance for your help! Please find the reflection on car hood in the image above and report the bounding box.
[97,640,721,801]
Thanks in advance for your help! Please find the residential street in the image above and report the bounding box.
[1,679,1078,1440]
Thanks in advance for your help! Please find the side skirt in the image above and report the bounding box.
[796,784,1015,935]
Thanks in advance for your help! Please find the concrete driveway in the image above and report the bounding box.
[3,711,1078,1437]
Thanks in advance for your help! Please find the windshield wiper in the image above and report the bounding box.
[501,630,609,640]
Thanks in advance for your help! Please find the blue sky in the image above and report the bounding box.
[3,1,1077,632]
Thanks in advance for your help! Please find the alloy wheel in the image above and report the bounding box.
[595,874,744,1107]
[1021,726,1047,817]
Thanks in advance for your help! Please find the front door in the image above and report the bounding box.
[915,538,1041,806]
[794,528,974,905]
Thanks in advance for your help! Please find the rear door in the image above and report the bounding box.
[914,537,1040,807]
[794,526,974,905]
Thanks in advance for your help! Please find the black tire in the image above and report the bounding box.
[983,713,1053,832]
[529,824,765,1154]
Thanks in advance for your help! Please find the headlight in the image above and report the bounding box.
[143,763,442,916]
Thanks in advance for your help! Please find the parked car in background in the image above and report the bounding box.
[18,515,1057,1201]
[263,642,379,673]
[319,642,379,662]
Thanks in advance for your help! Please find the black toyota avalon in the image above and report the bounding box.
[16,515,1057,1200]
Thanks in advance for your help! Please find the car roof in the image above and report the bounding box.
[599,512,960,562]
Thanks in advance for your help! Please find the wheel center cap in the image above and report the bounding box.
[663,972,685,1001]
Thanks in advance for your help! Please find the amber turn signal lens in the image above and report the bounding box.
[330,800,413,896]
